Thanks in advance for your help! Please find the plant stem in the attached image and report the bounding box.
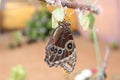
[92,27,101,70]
[97,46,110,80]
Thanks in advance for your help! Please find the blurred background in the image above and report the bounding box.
[0,0,120,80]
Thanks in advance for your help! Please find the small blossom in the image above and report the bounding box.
[74,74,85,80]
[81,69,92,78]
[74,69,92,80]
[91,68,98,74]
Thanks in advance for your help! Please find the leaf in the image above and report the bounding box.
[88,13,95,29]
[9,65,26,80]
[25,9,52,40]
[52,15,58,29]
[52,7,65,29]
[13,31,21,44]
[89,30,94,41]
[110,41,118,49]
[79,13,90,31]
[52,7,65,21]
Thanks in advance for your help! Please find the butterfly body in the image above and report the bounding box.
[45,21,76,73]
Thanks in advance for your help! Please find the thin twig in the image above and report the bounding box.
[38,0,99,14]
[97,46,110,80]
[93,27,102,70]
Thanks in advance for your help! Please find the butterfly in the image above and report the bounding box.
[45,20,76,73]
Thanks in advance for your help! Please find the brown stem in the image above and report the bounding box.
[38,0,99,14]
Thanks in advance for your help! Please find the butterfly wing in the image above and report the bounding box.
[45,21,76,73]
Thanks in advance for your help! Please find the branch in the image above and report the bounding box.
[38,0,100,14]
[97,46,110,80]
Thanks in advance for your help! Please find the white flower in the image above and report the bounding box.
[81,69,92,78]
[75,74,85,80]
[74,69,92,80]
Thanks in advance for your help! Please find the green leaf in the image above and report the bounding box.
[52,15,58,29]
[52,7,65,29]
[79,13,90,31]
[25,8,52,40]
[46,19,52,29]
[110,41,118,49]
[88,13,95,29]
[9,65,26,80]
[89,30,94,41]
[13,31,21,44]
[31,29,38,40]
[52,7,65,21]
